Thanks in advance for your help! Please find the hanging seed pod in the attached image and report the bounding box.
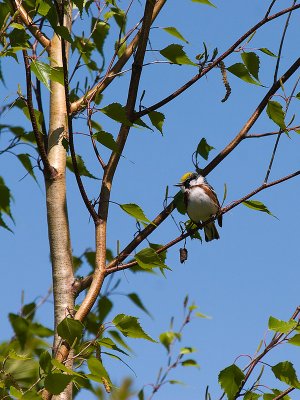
[219,61,231,102]
[179,247,188,263]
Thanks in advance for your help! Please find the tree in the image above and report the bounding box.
[0,0,300,399]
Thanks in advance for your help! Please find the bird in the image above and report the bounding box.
[175,172,222,242]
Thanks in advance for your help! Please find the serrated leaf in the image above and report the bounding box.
[54,26,73,43]
[197,138,214,160]
[98,337,129,355]
[263,389,291,400]
[163,27,188,43]
[218,364,245,400]
[66,155,98,179]
[93,131,117,151]
[271,361,300,388]
[109,330,133,352]
[119,203,151,224]
[244,392,260,400]
[91,20,110,55]
[134,247,168,270]
[288,334,300,346]
[112,314,156,342]
[268,316,297,333]
[181,359,199,367]
[160,44,197,66]
[128,293,152,317]
[44,373,73,395]
[259,48,277,57]
[100,102,130,125]
[148,111,165,134]
[241,52,260,80]
[159,331,175,352]
[266,100,286,130]
[191,0,216,7]
[87,357,111,384]
[227,63,260,85]
[17,153,37,182]
[39,351,52,374]
[57,318,84,346]
[243,200,274,216]
[31,61,51,91]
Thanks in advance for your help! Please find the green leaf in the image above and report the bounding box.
[241,52,260,80]
[242,200,274,216]
[9,28,31,48]
[134,247,168,270]
[98,296,113,324]
[162,27,188,43]
[174,190,186,215]
[10,386,23,398]
[52,359,82,376]
[54,26,73,43]
[109,330,133,352]
[218,364,245,400]
[244,392,260,400]
[100,102,130,125]
[39,351,52,374]
[30,61,51,91]
[0,176,13,219]
[149,243,167,264]
[66,155,98,179]
[288,334,300,346]
[50,66,64,86]
[159,331,175,352]
[73,0,84,14]
[266,100,286,130]
[160,44,197,66]
[227,63,260,85]
[268,316,297,333]
[119,203,152,224]
[196,138,215,160]
[112,314,156,342]
[87,357,111,384]
[180,347,197,354]
[181,359,199,367]
[57,318,84,346]
[148,111,165,134]
[271,361,300,388]
[8,349,31,360]
[259,48,277,57]
[31,322,53,337]
[44,373,73,395]
[91,20,110,55]
[17,153,37,182]
[9,313,29,348]
[98,337,129,355]
[93,131,117,151]
[191,0,216,7]
[127,292,152,317]
[263,389,291,400]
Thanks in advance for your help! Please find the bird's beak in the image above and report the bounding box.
[174,183,182,187]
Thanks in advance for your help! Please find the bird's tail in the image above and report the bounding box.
[204,222,220,242]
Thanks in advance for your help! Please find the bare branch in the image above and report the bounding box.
[14,0,50,50]
[70,0,167,114]
[245,125,300,138]
[135,4,300,120]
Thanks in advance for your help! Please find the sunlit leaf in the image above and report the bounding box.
[271,361,300,388]
[242,200,274,217]
[227,63,260,85]
[288,334,300,346]
[134,247,168,270]
[159,331,175,352]
[191,0,216,7]
[160,44,197,66]
[181,359,199,367]
[93,131,117,151]
[112,314,156,342]
[66,155,98,179]
[266,100,286,130]
[259,48,277,57]
[148,111,165,134]
[100,102,130,125]
[98,337,129,355]
[196,138,214,160]
[218,364,245,400]
[268,316,297,333]
[163,27,188,43]
[241,52,260,80]
[87,357,111,384]
[119,203,152,224]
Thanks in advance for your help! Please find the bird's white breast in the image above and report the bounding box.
[186,186,218,222]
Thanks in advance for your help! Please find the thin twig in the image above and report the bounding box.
[245,125,300,138]
[272,387,295,400]
[134,4,300,120]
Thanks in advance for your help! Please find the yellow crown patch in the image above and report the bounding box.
[180,172,194,182]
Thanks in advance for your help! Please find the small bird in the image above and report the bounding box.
[175,172,222,242]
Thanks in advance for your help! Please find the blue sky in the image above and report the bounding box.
[1,0,300,398]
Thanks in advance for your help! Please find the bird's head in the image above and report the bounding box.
[175,171,200,189]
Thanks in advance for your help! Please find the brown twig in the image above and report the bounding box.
[70,0,167,114]
[22,50,55,178]
[245,125,300,138]
[87,103,106,170]
[13,0,50,50]
[134,4,300,120]
[272,386,295,400]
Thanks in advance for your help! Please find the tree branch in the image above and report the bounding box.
[134,4,300,120]
[70,0,167,115]
[14,0,50,50]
